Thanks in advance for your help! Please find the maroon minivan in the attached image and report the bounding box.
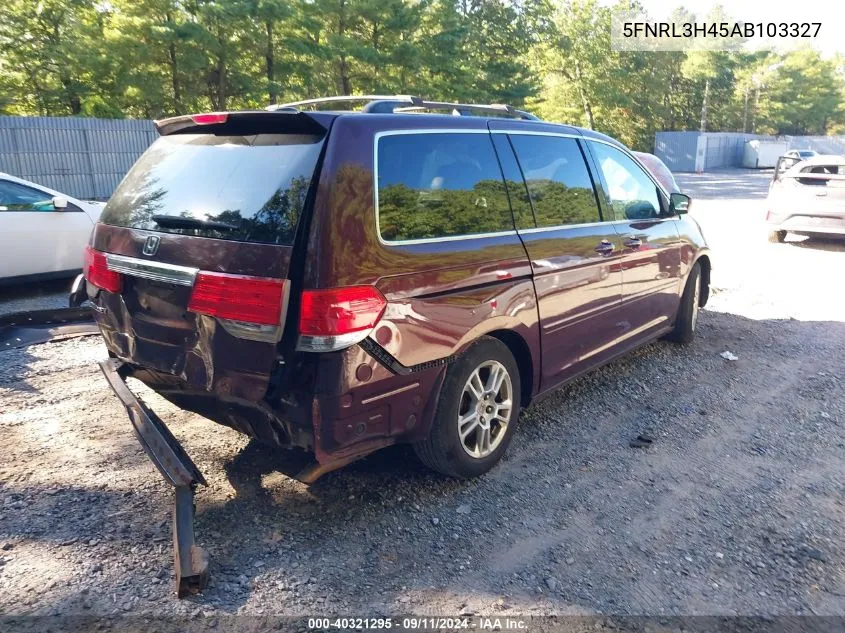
[84,97,710,594]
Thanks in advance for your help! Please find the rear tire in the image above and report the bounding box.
[768,230,787,243]
[414,336,520,479]
[667,262,702,346]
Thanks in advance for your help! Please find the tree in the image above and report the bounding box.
[537,0,612,129]
[765,50,842,135]
[0,0,842,147]
[0,0,105,114]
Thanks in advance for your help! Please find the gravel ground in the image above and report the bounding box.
[1,170,843,621]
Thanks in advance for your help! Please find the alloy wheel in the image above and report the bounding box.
[457,360,513,459]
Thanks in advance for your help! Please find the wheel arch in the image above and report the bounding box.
[693,254,711,307]
[485,329,534,409]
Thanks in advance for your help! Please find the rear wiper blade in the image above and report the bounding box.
[152,215,238,231]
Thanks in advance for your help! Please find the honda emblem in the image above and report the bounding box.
[142,235,160,256]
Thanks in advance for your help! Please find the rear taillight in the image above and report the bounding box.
[83,245,122,293]
[297,286,387,352]
[188,271,285,326]
[191,112,228,125]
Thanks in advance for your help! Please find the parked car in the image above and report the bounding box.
[84,97,710,594]
[633,151,681,193]
[783,149,818,161]
[767,154,845,242]
[0,173,106,284]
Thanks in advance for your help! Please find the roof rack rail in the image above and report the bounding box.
[267,95,540,121]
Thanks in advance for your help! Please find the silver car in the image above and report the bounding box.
[766,155,845,242]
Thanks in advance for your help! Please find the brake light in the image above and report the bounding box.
[188,271,285,325]
[299,286,387,338]
[191,112,228,125]
[83,245,122,293]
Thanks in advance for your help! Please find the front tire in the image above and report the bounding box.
[667,262,702,345]
[768,230,787,243]
[414,336,520,479]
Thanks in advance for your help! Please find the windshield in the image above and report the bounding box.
[100,133,324,245]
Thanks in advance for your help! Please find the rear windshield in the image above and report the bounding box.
[100,133,323,245]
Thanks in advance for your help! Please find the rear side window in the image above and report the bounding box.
[508,135,601,228]
[797,164,845,186]
[801,164,845,175]
[377,132,514,242]
[0,180,56,211]
[100,133,323,245]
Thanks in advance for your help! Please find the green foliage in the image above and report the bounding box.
[532,1,845,147]
[0,0,842,144]
[379,179,513,241]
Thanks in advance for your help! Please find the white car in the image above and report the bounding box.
[767,155,845,242]
[783,149,818,161]
[0,173,106,284]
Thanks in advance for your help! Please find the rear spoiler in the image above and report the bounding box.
[154,110,329,137]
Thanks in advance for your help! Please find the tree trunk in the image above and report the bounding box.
[742,85,749,133]
[751,87,759,133]
[217,58,226,110]
[51,20,81,115]
[168,43,181,110]
[166,13,182,112]
[338,57,351,95]
[371,20,380,86]
[60,75,81,114]
[215,25,226,111]
[265,19,276,104]
[336,0,351,95]
[699,78,710,132]
[573,60,594,129]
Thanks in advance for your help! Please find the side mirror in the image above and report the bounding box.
[669,192,691,215]
[52,196,68,210]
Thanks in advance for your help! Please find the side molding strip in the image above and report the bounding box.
[359,337,458,376]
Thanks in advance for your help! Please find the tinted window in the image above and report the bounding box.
[590,142,661,221]
[491,135,535,230]
[508,135,601,228]
[0,180,55,211]
[801,164,845,175]
[100,133,323,245]
[377,133,513,241]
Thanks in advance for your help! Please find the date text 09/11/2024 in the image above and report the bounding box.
[307,617,528,630]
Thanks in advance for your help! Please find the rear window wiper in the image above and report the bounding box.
[152,215,238,231]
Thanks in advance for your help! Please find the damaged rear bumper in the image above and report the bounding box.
[99,358,210,597]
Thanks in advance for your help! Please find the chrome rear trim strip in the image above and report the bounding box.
[105,254,198,287]
[360,381,420,405]
[296,330,372,352]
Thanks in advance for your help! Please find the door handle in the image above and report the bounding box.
[594,240,615,255]
[623,236,642,249]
